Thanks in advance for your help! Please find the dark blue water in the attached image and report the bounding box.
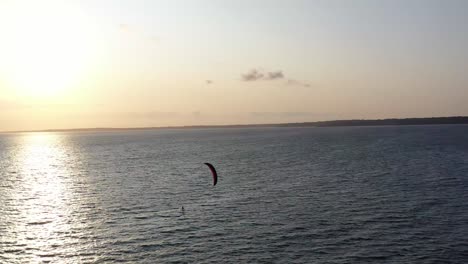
[1,125,468,263]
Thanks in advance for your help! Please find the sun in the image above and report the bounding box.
[0,1,98,99]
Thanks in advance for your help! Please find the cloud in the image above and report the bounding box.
[250,112,314,118]
[241,69,309,86]
[241,69,264,81]
[122,111,179,119]
[118,24,131,33]
[0,100,27,110]
[241,69,284,81]
[286,79,311,88]
[265,71,284,80]
[62,111,210,121]
[0,102,101,110]
[247,111,338,122]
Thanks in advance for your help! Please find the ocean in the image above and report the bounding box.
[1,125,468,263]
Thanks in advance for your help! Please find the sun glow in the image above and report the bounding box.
[0,1,99,99]
[7,133,83,261]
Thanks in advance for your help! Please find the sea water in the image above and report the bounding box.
[1,125,468,263]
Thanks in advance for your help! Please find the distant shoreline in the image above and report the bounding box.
[3,116,468,134]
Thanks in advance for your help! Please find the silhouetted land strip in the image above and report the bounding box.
[4,116,468,133]
[284,116,468,127]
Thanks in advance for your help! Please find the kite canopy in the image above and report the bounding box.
[204,163,218,186]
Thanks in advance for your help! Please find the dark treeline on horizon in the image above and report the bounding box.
[4,116,468,133]
[280,116,468,127]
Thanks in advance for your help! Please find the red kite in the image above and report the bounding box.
[204,163,218,186]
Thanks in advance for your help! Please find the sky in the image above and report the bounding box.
[1,0,468,131]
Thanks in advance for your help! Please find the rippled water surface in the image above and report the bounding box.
[1,126,468,263]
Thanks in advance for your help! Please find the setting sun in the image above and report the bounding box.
[0,1,98,99]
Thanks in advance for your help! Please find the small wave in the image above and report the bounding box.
[139,243,162,250]
[37,253,58,258]
[134,214,153,220]
[3,248,24,254]
[27,220,53,226]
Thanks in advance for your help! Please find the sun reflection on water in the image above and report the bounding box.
[6,133,83,262]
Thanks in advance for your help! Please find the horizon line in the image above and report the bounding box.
[2,116,468,134]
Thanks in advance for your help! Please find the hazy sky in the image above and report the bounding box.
[1,0,468,131]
